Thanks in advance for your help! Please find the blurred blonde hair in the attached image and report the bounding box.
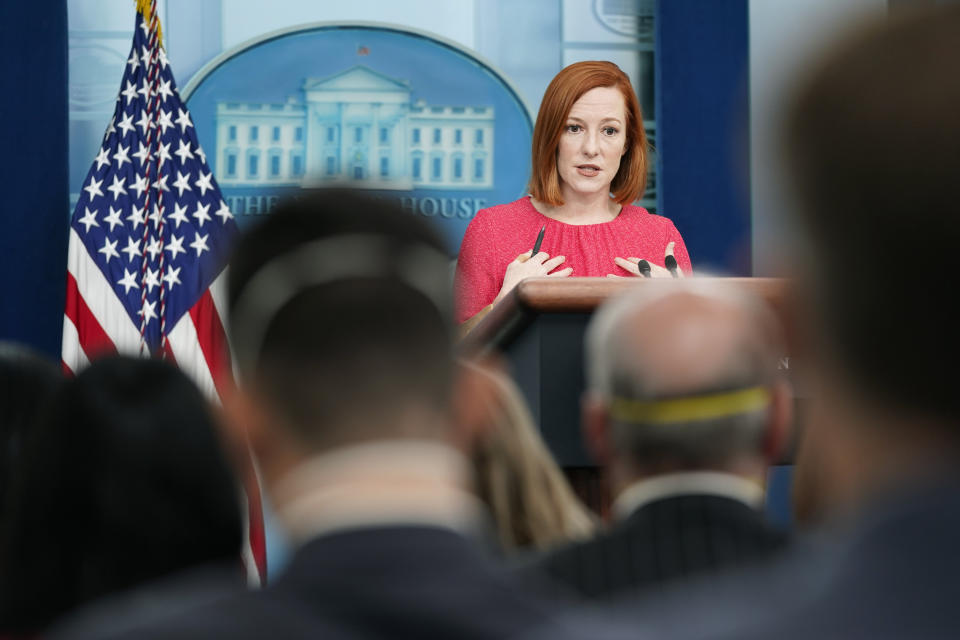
[465,361,597,551]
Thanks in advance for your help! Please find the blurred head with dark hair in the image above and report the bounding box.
[0,343,63,516]
[783,4,960,515]
[224,189,456,483]
[0,356,242,635]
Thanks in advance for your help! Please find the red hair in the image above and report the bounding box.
[528,61,648,206]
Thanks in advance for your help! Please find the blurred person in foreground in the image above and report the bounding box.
[79,189,568,639]
[0,343,63,518]
[526,281,791,601]
[528,6,960,639]
[464,360,597,552]
[0,357,243,638]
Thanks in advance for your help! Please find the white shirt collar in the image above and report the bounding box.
[272,439,487,545]
[612,471,765,521]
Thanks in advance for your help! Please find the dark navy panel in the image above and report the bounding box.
[656,0,751,275]
[0,2,69,360]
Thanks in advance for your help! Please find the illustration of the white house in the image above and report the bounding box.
[214,65,495,190]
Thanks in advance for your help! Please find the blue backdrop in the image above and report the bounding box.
[0,1,69,361]
[657,0,752,275]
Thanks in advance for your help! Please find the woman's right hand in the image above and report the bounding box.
[494,251,572,304]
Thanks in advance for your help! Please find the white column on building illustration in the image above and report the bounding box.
[303,104,315,176]
[338,102,347,178]
[371,102,380,181]
[398,104,408,180]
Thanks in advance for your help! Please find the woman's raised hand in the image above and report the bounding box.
[609,242,684,279]
[494,251,572,303]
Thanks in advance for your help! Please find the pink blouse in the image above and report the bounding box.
[453,197,692,322]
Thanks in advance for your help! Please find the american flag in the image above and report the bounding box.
[61,2,266,583]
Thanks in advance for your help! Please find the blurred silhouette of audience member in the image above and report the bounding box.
[0,356,243,637]
[529,281,792,600]
[0,343,62,519]
[532,7,960,639]
[787,420,829,529]
[717,6,960,634]
[72,189,569,638]
[463,359,596,552]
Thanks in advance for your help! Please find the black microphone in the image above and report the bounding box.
[636,259,651,278]
[665,255,679,278]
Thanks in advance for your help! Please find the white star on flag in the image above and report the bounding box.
[121,80,138,103]
[107,174,128,200]
[126,204,146,228]
[113,144,131,169]
[190,231,209,256]
[117,268,139,293]
[138,298,157,323]
[152,173,169,192]
[104,206,124,231]
[174,140,193,164]
[84,177,104,201]
[195,171,214,197]
[157,141,172,168]
[157,108,174,135]
[143,266,161,292]
[157,79,174,102]
[192,202,211,227]
[169,202,189,228]
[146,237,162,260]
[175,108,193,133]
[163,265,182,289]
[78,207,99,232]
[215,201,234,224]
[133,142,150,165]
[172,171,192,196]
[129,174,148,198]
[165,234,186,259]
[94,148,111,171]
[117,112,136,136]
[135,108,151,134]
[121,237,140,262]
[148,204,163,229]
[99,237,120,263]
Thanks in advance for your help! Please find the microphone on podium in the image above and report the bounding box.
[665,255,679,278]
[636,259,651,278]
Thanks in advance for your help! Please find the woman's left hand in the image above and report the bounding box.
[608,242,685,278]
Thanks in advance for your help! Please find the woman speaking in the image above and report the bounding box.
[454,61,691,325]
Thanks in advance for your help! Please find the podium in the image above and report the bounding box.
[459,277,793,468]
